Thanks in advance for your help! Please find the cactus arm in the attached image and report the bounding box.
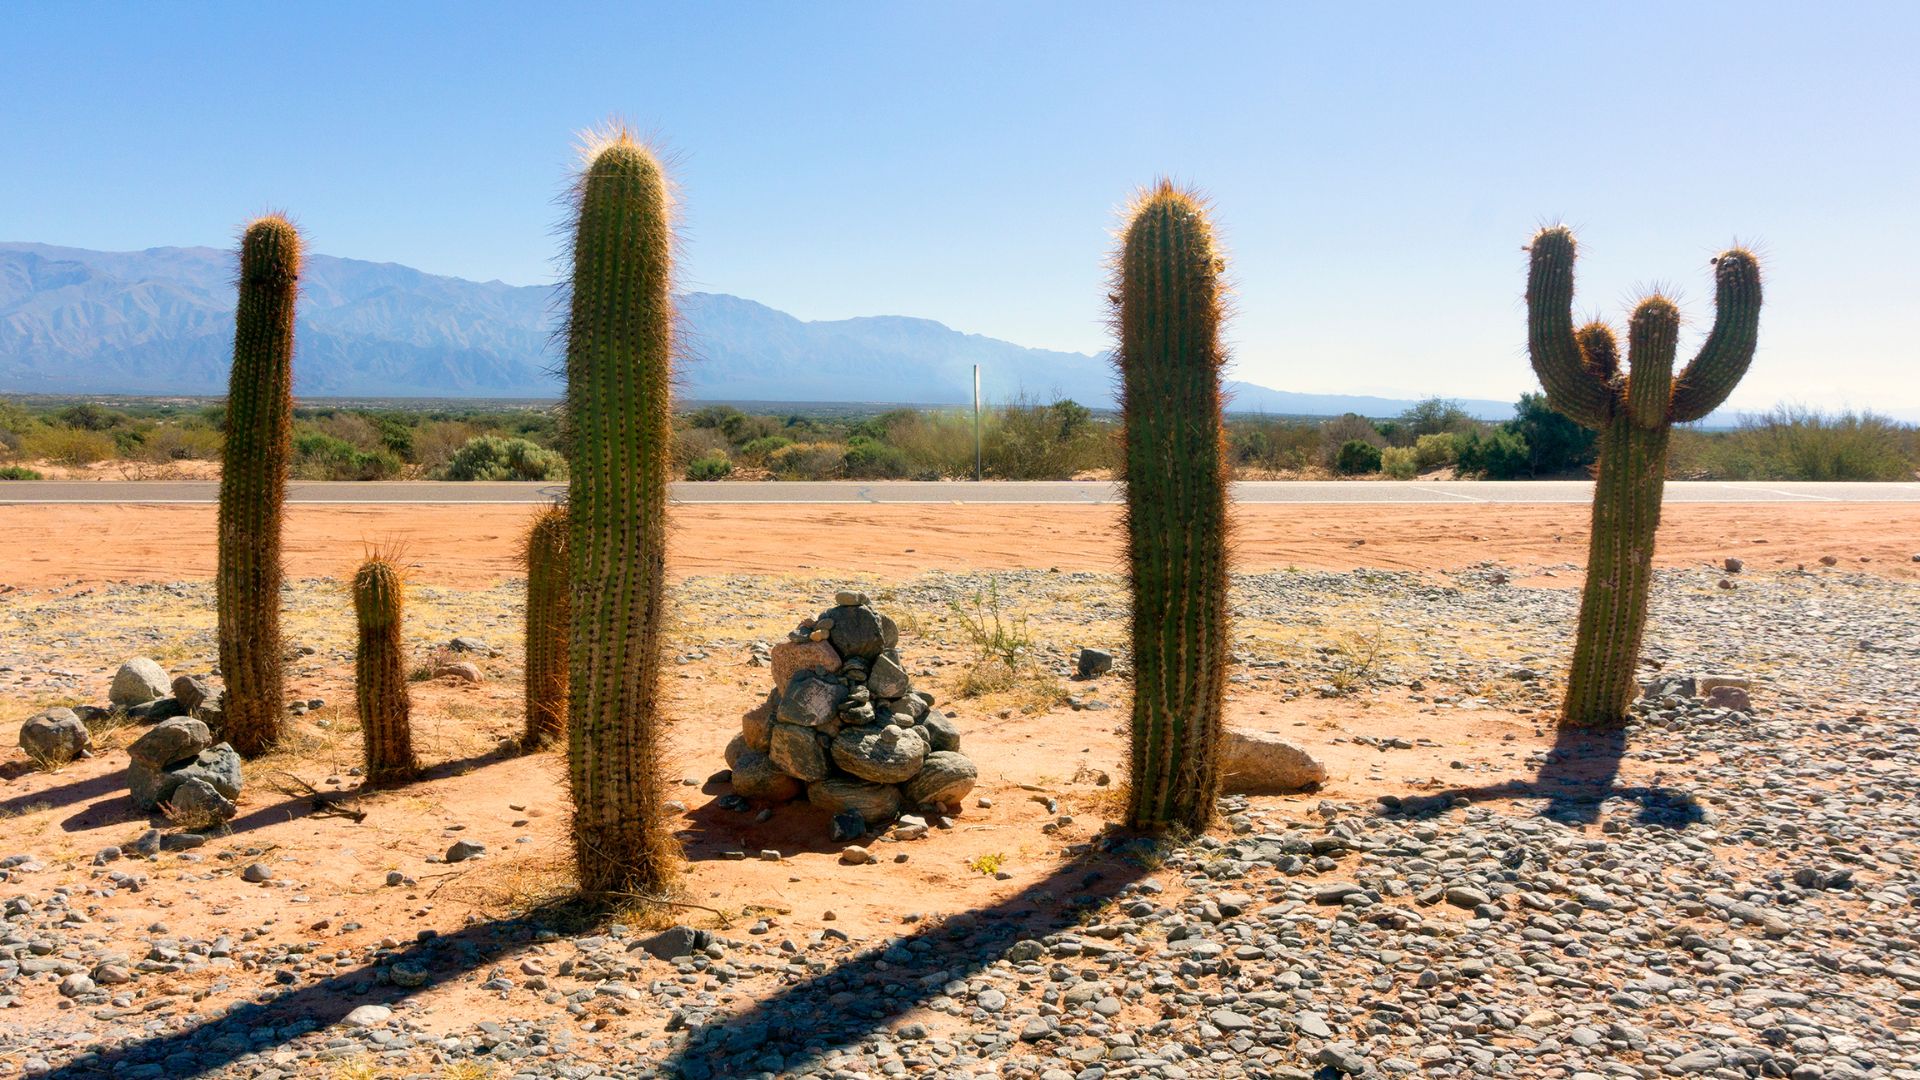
[1526,227,1618,428]
[1575,321,1621,383]
[1624,297,1680,429]
[1670,248,1762,423]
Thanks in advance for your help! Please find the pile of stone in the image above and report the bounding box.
[16,658,224,770]
[127,717,244,825]
[724,590,977,840]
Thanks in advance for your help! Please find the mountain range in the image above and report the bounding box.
[1,241,1523,418]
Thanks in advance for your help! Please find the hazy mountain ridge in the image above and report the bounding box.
[1,241,1521,417]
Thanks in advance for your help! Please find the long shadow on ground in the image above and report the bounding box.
[1382,724,1702,827]
[658,834,1153,1079]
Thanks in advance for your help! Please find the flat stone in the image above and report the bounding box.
[770,640,841,690]
[341,1005,391,1028]
[1221,730,1328,793]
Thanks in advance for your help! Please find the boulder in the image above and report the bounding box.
[171,676,216,714]
[769,722,831,782]
[166,777,236,824]
[1220,730,1327,794]
[903,751,978,807]
[770,640,841,690]
[866,654,910,699]
[110,659,171,707]
[435,661,483,683]
[808,778,902,825]
[831,724,928,784]
[1706,685,1752,712]
[730,750,804,803]
[821,604,887,660]
[741,689,777,753]
[777,675,846,728]
[175,744,243,799]
[125,697,185,723]
[637,925,712,961]
[920,711,961,753]
[878,613,900,651]
[127,717,211,769]
[723,733,748,769]
[19,707,90,766]
[1076,648,1114,678]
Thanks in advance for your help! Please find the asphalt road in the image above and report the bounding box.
[2,480,1916,505]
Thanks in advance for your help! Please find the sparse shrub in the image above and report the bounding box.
[442,435,566,481]
[984,395,1111,479]
[685,453,732,481]
[736,434,793,463]
[1335,439,1383,474]
[293,431,403,480]
[843,434,912,479]
[22,427,117,467]
[1671,406,1914,481]
[0,465,41,479]
[1227,417,1320,474]
[1379,446,1418,479]
[672,426,730,472]
[141,423,223,462]
[1413,432,1456,470]
[409,420,480,471]
[879,410,976,477]
[766,441,846,479]
[1396,397,1474,440]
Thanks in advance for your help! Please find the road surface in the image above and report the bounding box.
[2,480,1916,505]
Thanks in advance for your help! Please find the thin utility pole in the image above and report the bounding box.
[972,365,983,481]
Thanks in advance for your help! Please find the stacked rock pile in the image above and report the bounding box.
[126,717,244,825]
[724,590,978,840]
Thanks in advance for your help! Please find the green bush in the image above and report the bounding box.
[685,453,733,481]
[1320,413,1382,468]
[984,397,1111,479]
[1379,446,1418,479]
[1335,439,1383,475]
[1227,418,1320,473]
[1396,397,1474,439]
[141,423,223,462]
[737,435,793,463]
[1669,407,1917,481]
[1508,392,1597,477]
[441,435,566,481]
[21,427,117,467]
[843,434,914,479]
[1413,433,1456,470]
[1453,427,1531,479]
[0,465,42,480]
[294,431,404,480]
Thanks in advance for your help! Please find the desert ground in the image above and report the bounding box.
[1,501,1918,1079]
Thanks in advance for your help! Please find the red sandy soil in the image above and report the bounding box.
[1,502,1915,589]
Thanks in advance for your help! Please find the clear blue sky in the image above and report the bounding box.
[4,2,1915,410]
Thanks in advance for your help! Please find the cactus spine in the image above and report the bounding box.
[564,132,677,897]
[1526,226,1762,728]
[353,555,418,783]
[522,504,570,751]
[217,216,299,758]
[1113,182,1232,833]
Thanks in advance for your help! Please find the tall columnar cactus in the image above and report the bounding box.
[1113,182,1232,833]
[1526,226,1762,728]
[522,504,570,751]
[564,132,678,898]
[217,216,300,758]
[353,555,418,783]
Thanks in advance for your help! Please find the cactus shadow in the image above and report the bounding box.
[657,834,1153,1078]
[1381,725,1703,828]
[37,900,590,1080]
[1,765,129,818]
[676,795,887,861]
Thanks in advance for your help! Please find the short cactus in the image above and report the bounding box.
[217,216,300,758]
[563,131,678,898]
[522,504,569,750]
[1525,226,1762,727]
[353,555,418,783]
[1112,181,1232,833]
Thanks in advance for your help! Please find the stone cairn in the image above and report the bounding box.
[725,590,977,841]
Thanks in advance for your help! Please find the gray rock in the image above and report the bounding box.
[723,733,748,769]
[920,711,961,753]
[637,925,712,960]
[741,688,777,753]
[865,654,908,700]
[821,604,887,660]
[170,743,243,800]
[125,696,185,723]
[878,613,900,651]
[808,778,902,825]
[170,675,215,714]
[167,777,236,824]
[729,750,803,803]
[838,845,876,866]
[446,840,486,863]
[1221,730,1328,793]
[241,862,273,883]
[19,707,90,766]
[778,675,847,728]
[903,751,978,807]
[109,658,171,707]
[341,1004,391,1027]
[830,811,866,842]
[126,717,211,769]
[1075,648,1114,678]
[447,636,491,654]
[831,724,928,784]
[769,722,831,782]
[769,639,841,689]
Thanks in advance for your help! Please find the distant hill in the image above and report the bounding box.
[0,241,1523,418]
